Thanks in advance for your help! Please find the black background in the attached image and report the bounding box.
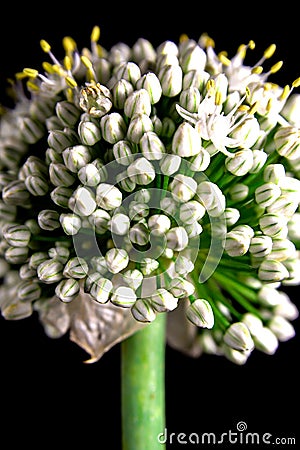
[0,3,299,449]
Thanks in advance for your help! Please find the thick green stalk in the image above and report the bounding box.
[121,313,166,450]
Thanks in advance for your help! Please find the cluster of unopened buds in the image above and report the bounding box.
[0,26,299,363]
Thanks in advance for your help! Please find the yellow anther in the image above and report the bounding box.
[251,66,263,74]
[218,53,231,66]
[52,64,66,76]
[62,36,77,53]
[263,82,273,91]
[15,71,27,80]
[206,79,215,91]
[248,40,255,50]
[266,98,273,112]
[42,61,55,74]
[215,91,222,106]
[264,44,276,59]
[199,32,215,48]
[245,86,251,97]
[179,33,189,43]
[23,68,39,78]
[279,85,290,101]
[40,39,51,53]
[292,77,300,88]
[64,55,72,71]
[65,76,77,88]
[237,44,247,59]
[270,60,283,74]
[81,55,93,70]
[248,102,258,115]
[26,81,39,91]
[91,25,100,43]
[238,105,250,112]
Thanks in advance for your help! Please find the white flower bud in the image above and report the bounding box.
[186,299,214,328]
[249,234,273,258]
[116,171,136,192]
[112,78,134,110]
[189,148,210,172]
[136,72,162,104]
[19,156,48,179]
[274,126,300,160]
[127,157,155,185]
[105,248,129,274]
[273,291,299,320]
[50,186,73,208]
[228,183,249,202]
[123,269,143,290]
[185,221,203,238]
[257,285,284,306]
[254,327,279,355]
[179,200,206,224]
[37,209,60,231]
[63,257,89,279]
[0,201,17,222]
[128,201,150,221]
[18,117,44,144]
[225,228,251,257]
[110,213,130,236]
[259,213,287,237]
[223,322,254,352]
[134,188,151,204]
[172,122,201,157]
[169,276,195,298]
[29,251,48,269]
[148,214,171,233]
[170,174,197,203]
[2,180,30,206]
[249,150,268,173]
[140,257,159,275]
[96,183,122,210]
[126,113,154,144]
[196,181,225,217]
[47,128,78,153]
[225,149,254,176]
[48,245,70,264]
[56,100,80,127]
[62,145,92,173]
[224,207,240,226]
[24,174,49,196]
[180,42,207,73]
[179,87,201,113]
[68,186,97,217]
[174,255,194,275]
[90,277,113,304]
[79,83,112,117]
[49,162,76,187]
[263,163,286,184]
[5,246,28,264]
[113,140,134,166]
[55,278,80,302]
[19,263,36,280]
[166,226,189,251]
[150,288,178,312]
[100,112,127,144]
[124,89,152,118]
[114,61,141,86]
[258,259,289,282]
[3,224,31,247]
[131,298,156,322]
[223,345,251,365]
[268,315,296,341]
[111,285,137,308]
[158,64,183,97]
[60,213,82,235]
[230,116,261,148]
[269,237,296,261]
[129,222,149,246]
[78,120,101,146]
[255,182,281,208]
[160,196,177,216]
[77,163,100,187]
[17,280,42,302]
[281,93,300,126]
[139,131,165,160]
[37,259,64,284]
[242,312,264,336]
[159,154,181,176]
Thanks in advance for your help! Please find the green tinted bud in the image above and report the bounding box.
[259,213,287,237]
[19,263,36,280]
[116,171,136,192]
[17,280,41,302]
[68,186,97,217]
[182,69,209,90]
[46,115,64,131]
[180,42,206,72]
[100,112,127,144]
[172,122,201,157]
[113,140,134,165]
[123,269,143,290]
[128,201,150,221]
[37,259,64,284]
[78,120,101,146]
[131,298,156,322]
[37,209,60,231]
[225,149,254,176]
[105,248,129,274]
[255,182,281,208]
[225,228,252,257]
[78,163,101,186]
[47,128,78,153]
[179,87,201,113]
[136,72,162,104]
[62,145,92,173]
[18,116,44,144]
[3,224,31,247]
[159,154,181,176]
[112,78,134,110]
[169,276,195,298]
[88,208,111,233]
[228,183,249,202]
[224,322,254,352]
[60,213,82,235]
[174,255,194,275]
[179,200,206,224]
[224,207,240,226]
[96,183,122,210]
[49,163,76,187]
[63,257,89,279]
[249,150,268,173]
[150,288,178,312]
[186,298,214,328]
[19,155,48,180]
[114,61,141,86]
[127,157,155,185]
[45,147,63,164]
[2,180,30,206]
[158,64,183,97]
[268,237,296,261]
[263,163,286,184]
[139,131,165,160]
[129,222,149,246]
[170,174,197,202]
[110,286,137,308]
[249,234,273,257]
[25,174,49,196]
[29,251,48,269]
[124,89,152,118]
[50,186,73,208]
[90,277,113,303]
[160,116,176,139]
[189,148,210,172]
[127,113,153,144]
[134,189,151,204]
[258,259,289,282]
[132,37,156,64]
[5,246,29,264]
[274,126,300,160]
[56,100,81,127]
[160,196,177,216]
[48,245,70,263]
[55,278,80,302]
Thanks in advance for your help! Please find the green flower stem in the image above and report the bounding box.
[121,313,166,450]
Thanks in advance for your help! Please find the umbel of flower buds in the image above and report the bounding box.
[0,24,300,364]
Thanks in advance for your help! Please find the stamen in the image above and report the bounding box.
[62,36,77,54]
[91,25,100,43]
[40,39,61,66]
[218,52,231,66]
[269,61,283,74]
[179,33,189,43]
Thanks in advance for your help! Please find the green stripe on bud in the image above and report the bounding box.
[62,145,92,173]
[5,246,29,264]
[169,276,195,298]
[112,79,134,110]
[25,174,49,196]
[50,186,73,208]
[90,277,113,303]
[127,157,156,185]
[37,209,60,231]
[124,89,152,118]
[47,128,78,153]
[126,113,154,144]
